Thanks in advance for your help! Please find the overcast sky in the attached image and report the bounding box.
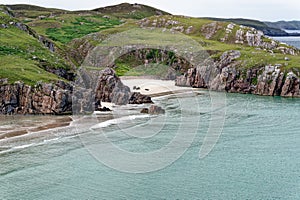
[1,0,299,21]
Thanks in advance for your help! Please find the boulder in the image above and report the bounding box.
[98,106,112,112]
[129,92,153,104]
[140,108,149,114]
[148,105,165,115]
[95,68,153,105]
[281,72,300,97]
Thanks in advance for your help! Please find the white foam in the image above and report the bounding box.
[90,114,150,129]
[11,143,36,150]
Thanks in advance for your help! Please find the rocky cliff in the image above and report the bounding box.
[94,68,153,105]
[176,50,300,97]
[0,81,72,115]
[0,68,153,115]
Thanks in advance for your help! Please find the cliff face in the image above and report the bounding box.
[176,50,300,97]
[0,81,72,115]
[93,68,153,105]
[0,68,153,115]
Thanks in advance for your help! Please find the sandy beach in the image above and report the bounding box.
[121,76,195,97]
[0,77,194,141]
[99,77,196,110]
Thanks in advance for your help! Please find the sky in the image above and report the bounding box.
[1,0,300,21]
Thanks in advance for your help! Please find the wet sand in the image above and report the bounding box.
[0,116,73,140]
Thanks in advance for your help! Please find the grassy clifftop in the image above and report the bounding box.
[0,3,170,85]
[0,11,69,85]
[72,15,300,76]
[0,3,300,85]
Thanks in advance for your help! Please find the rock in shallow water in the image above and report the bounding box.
[148,105,165,115]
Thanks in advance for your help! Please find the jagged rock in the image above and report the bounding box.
[111,82,131,105]
[277,46,296,55]
[0,79,8,85]
[1,24,8,29]
[0,81,72,115]
[39,36,55,52]
[281,72,300,97]
[219,50,241,67]
[148,105,165,115]
[201,22,223,39]
[9,21,56,53]
[185,26,193,34]
[129,92,153,104]
[95,68,153,105]
[98,106,112,112]
[140,108,149,114]
[175,49,300,98]
[95,68,130,105]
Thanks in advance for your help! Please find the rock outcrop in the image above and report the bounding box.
[0,81,72,115]
[94,68,153,105]
[149,105,165,114]
[9,21,56,53]
[0,68,154,115]
[129,92,153,104]
[176,50,300,97]
[140,105,165,114]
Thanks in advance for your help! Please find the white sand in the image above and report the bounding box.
[121,77,193,96]
[97,77,196,111]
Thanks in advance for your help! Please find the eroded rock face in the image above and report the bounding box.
[149,105,165,115]
[10,22,56,53]
[0,81,72,115]
[201,22,223,39]
[129,92,153,104]
[95,68,153,105]
[281,72,300,97]
[95,68,130,105]
[176,51,300,97]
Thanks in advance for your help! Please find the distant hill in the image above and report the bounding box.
[203,17,300,36]
[92,3,170,19]
[264,21,300,31]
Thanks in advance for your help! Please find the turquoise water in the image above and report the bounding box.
[0,92,300,199]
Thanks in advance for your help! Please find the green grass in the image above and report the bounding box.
[0,25,69,69]
[2,3,300,87]
[0,19,70,85]
[114,62,171,77]
[78,15,300,73]
[92,3,170,19]
[0,55,62,85]
[45,16,122,44]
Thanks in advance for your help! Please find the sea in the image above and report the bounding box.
[0,90,300,199]
[272,30,300,49]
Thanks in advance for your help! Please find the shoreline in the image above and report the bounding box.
[0,78,194,142]
[0,116,73,141]
[121,77,196,97]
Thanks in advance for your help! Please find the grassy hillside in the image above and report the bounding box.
[92,3,170,19]
[1,3,300,85]
[0,11,69,85]
[73,15,300,76]
[5,3,168,44]
[0,3,171,85]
